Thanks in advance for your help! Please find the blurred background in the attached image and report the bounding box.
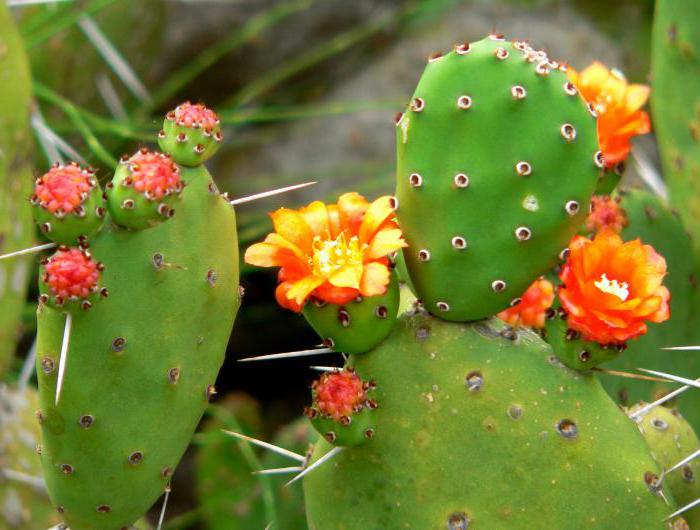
[3,0,658,527]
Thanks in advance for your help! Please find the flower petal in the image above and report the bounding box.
[270,208,314,254]
[365,228,407,261]
[359,196,395,244]
[286,275,325,306]
[359,262,390,297]
[300,201,330,239]
[328,263,364,289]
[337,192,369,234]
[275,282,303,312]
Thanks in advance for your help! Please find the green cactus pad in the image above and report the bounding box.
[158,102,222,167]
[630,404,700,528]
[595,163,625,196]
[35,162,240,530]
[31,164,106,245]
[304,313,672,528]
[0,1,37,376]
[395,36,600,321]
[302,271,400,354]
[595,190,700,429]
[106,150,183,230]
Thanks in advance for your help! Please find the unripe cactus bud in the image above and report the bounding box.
[306,368,377,447]
[158,102,222,167]
[106,149,183,230]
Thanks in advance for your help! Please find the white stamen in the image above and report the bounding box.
[594,273,629,301]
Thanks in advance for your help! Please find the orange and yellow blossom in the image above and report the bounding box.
[568,62,650,168]
[558,228,669,345]
[244,193,407,312]
[497,278,555,329]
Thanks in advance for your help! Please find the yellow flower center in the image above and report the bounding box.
[594,273,629,301]
[311,233,365,278]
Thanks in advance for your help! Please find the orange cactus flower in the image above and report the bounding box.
[497,278,554,329]
[559,228,669,345]
[567,62,650,168]
[244,193,407,312]
[585,195,628,234]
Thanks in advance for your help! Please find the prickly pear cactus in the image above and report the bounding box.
[597,190,700,429]
[651,0,700,255]
[0,385,60,529]
[0,3,35,376]
[304,313,673,528]
[631,404,700,528]
[396,36,600,321]
[33,104,240,529]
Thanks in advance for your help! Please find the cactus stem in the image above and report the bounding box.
[55,312,72,406]
[637,368,700,388]
[252,466,304,476]
[0,468,46,491]
[284,446,344,487]
[0,241,57,261]
[229,181,317,206]
[221,429,306,463]
[238,347,335,362]
[664,497,700,521]
[628,381,698,420]
[156,485,171,530]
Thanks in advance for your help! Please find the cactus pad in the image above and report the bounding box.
[395,36,600,321]
[304,312,672,528]
[35,142,240,527]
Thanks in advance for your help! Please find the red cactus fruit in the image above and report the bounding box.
[312,369,367,421]
[171,102,220,131]
[125,150,181,201]
[33,163,96,215]
[43,248,100,300]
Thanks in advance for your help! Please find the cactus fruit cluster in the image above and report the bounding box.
[15,101,239,529]
[241,30,700,530]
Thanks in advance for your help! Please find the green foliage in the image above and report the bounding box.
[651,0,700,256]
[0,385,59,529]
[395,37,600,322]
[196,397,311,530]
[0,2,34,377]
